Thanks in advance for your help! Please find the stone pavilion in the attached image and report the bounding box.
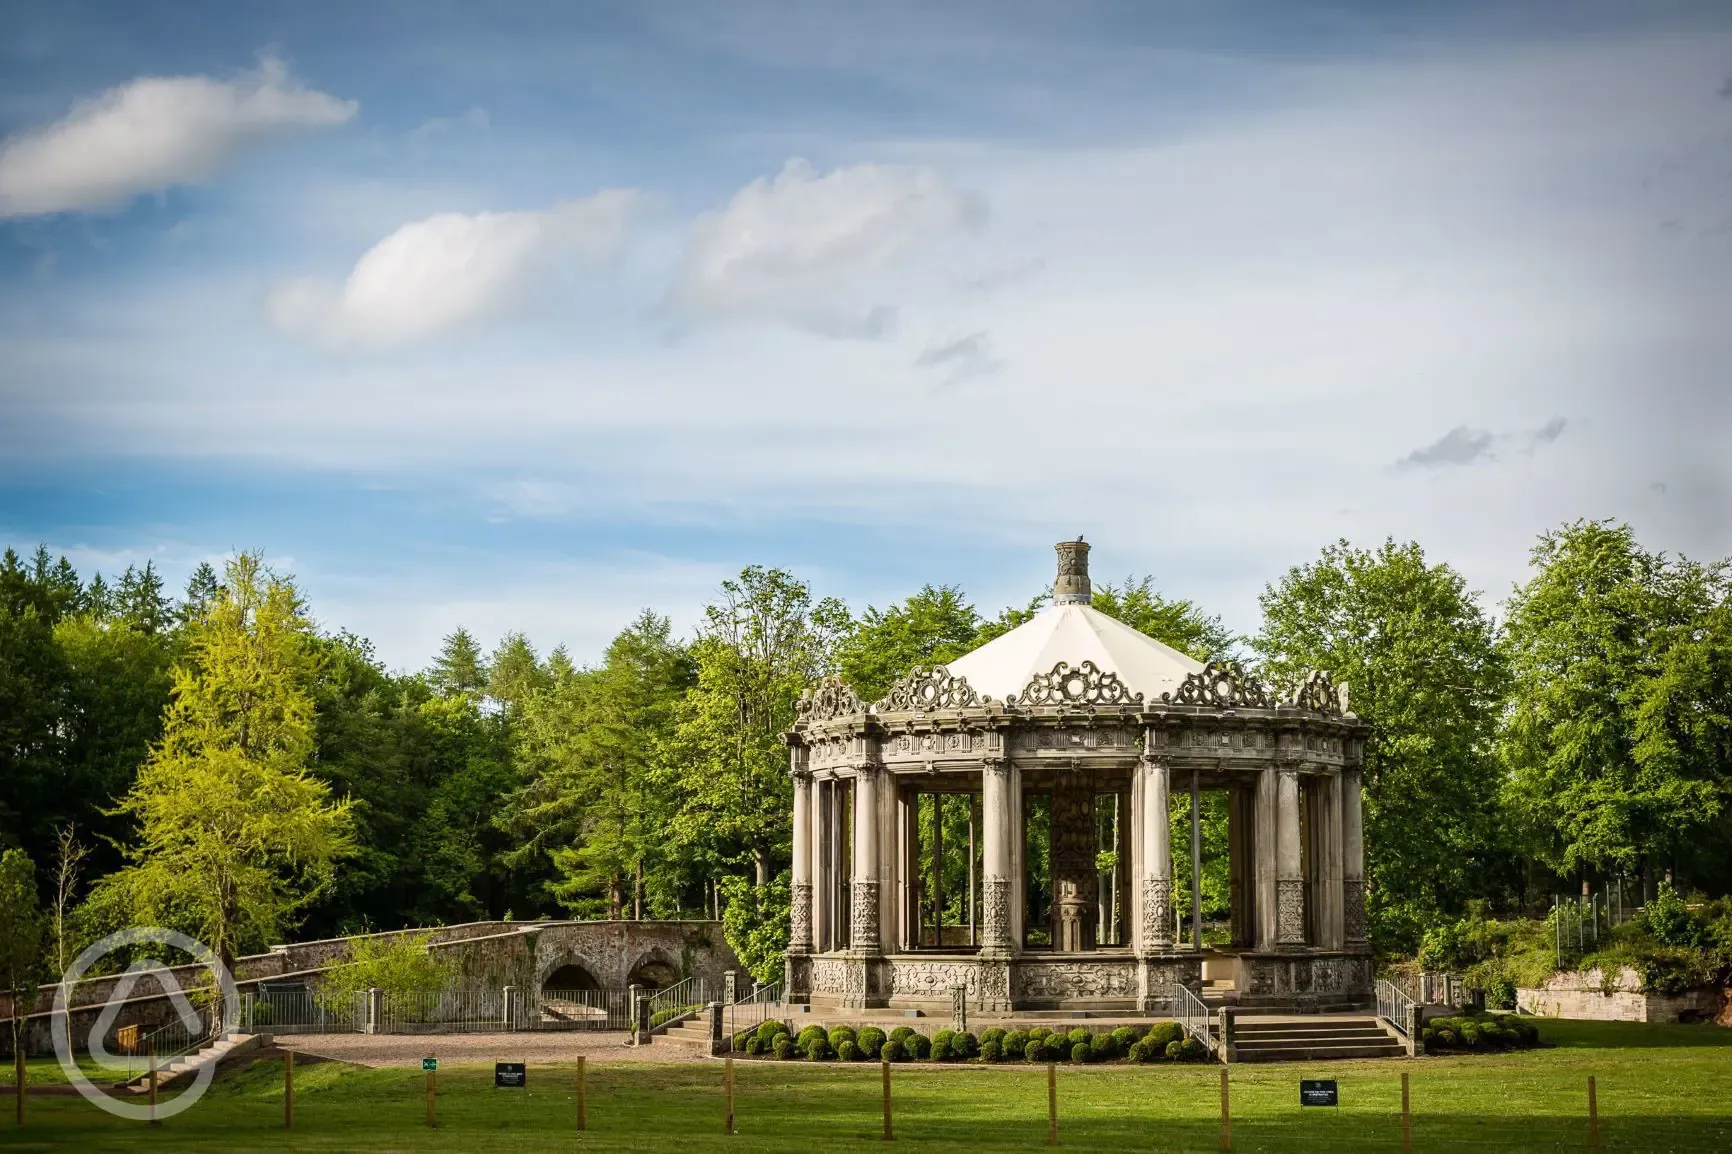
[783,539,1372,1014]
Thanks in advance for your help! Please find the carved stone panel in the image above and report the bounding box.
[1141,876,1172,951]
[789,881,813,954]
[1343,879,1367,943]
[1276,879,1306,946]
[851,880,881,953]
[890,960,981,999]
[1014,960,1137,1001]
[981,876,1012,951]
[810,958,863,996]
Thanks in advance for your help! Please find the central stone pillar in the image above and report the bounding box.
[1050,766,1097,952]
[1138,750,1172,953]
[977,755,1015,1010]
[851,764,882,955]
[1275,768,1306,948]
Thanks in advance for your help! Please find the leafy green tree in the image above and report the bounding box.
[487,631,549,717]
[90,553,354,965]
[506,612,693,919]
[181,561,221,624]
[0,848,46,1060]
[1092,575,1235,661]
[1501,521,1732,891]
[719,872,791,984]
[668,567,848,889]
[1255,539,1507,951]
[0,548,74,871]
[315,930,453,1012]
[429,627,488,699]
[835,585,981,702]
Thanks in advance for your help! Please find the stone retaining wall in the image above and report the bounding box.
[1516,967,1722,1023]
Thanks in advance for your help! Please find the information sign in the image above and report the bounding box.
[1299,1079,1339,1107]
[495,1062,527,1088]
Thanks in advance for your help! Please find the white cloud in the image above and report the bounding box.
[677,158,982,331]
[0,57,356,218]
[266,190,643,348]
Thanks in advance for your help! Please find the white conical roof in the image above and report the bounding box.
[944,601,1205,704]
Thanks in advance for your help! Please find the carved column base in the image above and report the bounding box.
[980,876,1015,956]
[789,881,814,956]
[976,958,1013,1012]
[783,953,812,1003]
[849,879,882,956]
[1276,878,1307,949]
[1137,955,1201,1012]
[1140,875,1173,955]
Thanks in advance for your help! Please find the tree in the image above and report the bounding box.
[314,931,453,1012]
[1501,521,1732,891]
[487,631,549,717]
[1092,575,1235,661]
[1255,539,1507,951]
[669,568,848,892]
[49,825,90,976]
[0,547,73,873]
[429,627,488,699]
[181,562,221,624]
[0,848,46,1065]
[834,585,981,702]
[89,553,354,966]
[506,612,693,919]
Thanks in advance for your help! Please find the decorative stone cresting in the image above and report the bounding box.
[1161,660,1273,709]
[1289,669,1348,716]
[796,676,865,723]
[874,665,983,712]
[1009,660,1144,707]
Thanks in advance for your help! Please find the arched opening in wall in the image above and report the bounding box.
[543,963,600,993]
[626,957,681,993]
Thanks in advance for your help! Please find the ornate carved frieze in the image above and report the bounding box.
[890,960,982,999]
[1015,960,1137,1000]
[789,882,813,954]
[810,958,864,996]
[875,665,983,712]
[1160,660,1273,709]
[797,676,866,723]
[1276,879,1307,946]
[1289,670,1348,716]
[1141,876,1172,951]
[1343,879,1367,943]
[1009,661,1144,708]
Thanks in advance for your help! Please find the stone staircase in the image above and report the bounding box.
[1230,1017,1405,1063]
[122,1031,265,1093]
[660,1017,719,1051]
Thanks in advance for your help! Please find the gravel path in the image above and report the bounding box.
[276,1031,708,1068]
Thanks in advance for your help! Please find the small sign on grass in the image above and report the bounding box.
[422,1057,438,1073]
[1300,1079,1339,1107]
[495,1062,526,1088]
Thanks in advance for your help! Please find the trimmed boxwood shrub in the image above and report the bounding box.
[1110,1026,1138,1053]
[1147,1022,1183,1049]
[745,1036,763,1055]
[955,1031,979,1059]
[981,1027,1007,1049]
[828,1025,857,1051]
[773,1037,795,1060]
[888,1026,915,1049]
[857,1026,886,1059]
[1066,1027,1090,1047]
[797,1025,827,1052]
[837,1040,860,1062]
[1070,1041,1091,1064]
[1028,1026,1051,1042]
[932,1029,956,1061]
[1044,1036,1070,1061]
[1003,1030,1029,1057]
[1127,1039,1154,1063]
[757,1020,788,1045]
[806,1037,830,1061]
[904,1033,931,1060]
[1023,1038,1044,1062]
[980,1039,1002,1062]
[1090,1033,1116,1060]
[1423,1013,1540,1054]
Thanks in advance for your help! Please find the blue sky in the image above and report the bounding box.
[3,1,1729,670]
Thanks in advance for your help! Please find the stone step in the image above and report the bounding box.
[1235,1034,1393,1051]
[1234,1042,1406,1063]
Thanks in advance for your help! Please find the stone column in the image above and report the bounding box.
[1342,765,1367,946]
[1276,768,1306,948]
[850,765,882,955]
[980,757,1014,954]
[789,749,814,956]
[1139,751,1173,953]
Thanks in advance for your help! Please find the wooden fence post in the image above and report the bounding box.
[1219,1065,1230,1150]
[1588,1075,1600,1154]
[284,1049,294,1129]
[1047,1062,1058,1146]
[725,1055,735,1135]
[425,1062,436,1129]
[882,1058,892,1141]
[577,1056,587,1131]
[1401,1071,1411,1154]
[148,1052,159,1126]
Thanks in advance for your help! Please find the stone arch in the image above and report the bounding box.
[625,949,682,992]
[541,962,600,992]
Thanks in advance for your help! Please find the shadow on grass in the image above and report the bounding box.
[1538,1019,1732,1049]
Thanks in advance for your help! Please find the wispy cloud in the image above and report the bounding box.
[915,330,1001,384]
[1398,426,1496,469]
[0,56,355,218]
[267,190,643,348]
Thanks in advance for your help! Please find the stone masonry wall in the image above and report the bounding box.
[1516,967,1722,1023]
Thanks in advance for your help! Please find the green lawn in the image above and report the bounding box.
[6,1020,1731,1152]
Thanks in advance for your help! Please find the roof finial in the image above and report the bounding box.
[1053,538,1092,605]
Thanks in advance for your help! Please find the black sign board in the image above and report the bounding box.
[1299,1079,1339,1107]
[495,1062,526,1088]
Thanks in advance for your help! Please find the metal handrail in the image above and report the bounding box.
[1377,979,1416,1036]
[1173,982,1215,1055]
